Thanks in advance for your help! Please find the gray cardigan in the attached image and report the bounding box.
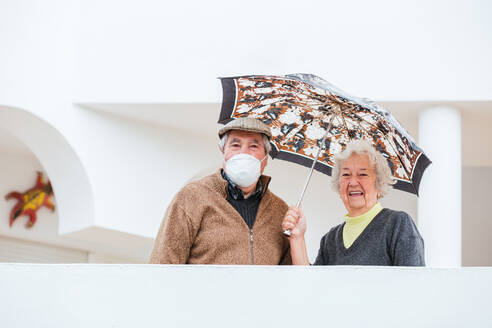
[313,208,425,266]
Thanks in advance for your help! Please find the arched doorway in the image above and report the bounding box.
[0,105,94,235]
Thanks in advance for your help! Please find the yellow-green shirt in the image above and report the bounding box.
[343,203,383,249]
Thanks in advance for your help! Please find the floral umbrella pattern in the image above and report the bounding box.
[219,74,431,195]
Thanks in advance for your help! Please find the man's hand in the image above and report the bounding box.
[282,206,306,239]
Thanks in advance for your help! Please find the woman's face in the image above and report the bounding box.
[338,153,381,217]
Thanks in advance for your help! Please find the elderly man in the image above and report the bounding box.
[150,117,291,264]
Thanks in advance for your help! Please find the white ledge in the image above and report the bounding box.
[1,264,491,327]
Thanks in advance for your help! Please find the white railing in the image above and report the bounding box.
[1,264,491,327]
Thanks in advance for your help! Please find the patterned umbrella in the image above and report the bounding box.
[219,73,431,196]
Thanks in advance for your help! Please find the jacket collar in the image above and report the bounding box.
[214,169,271,199]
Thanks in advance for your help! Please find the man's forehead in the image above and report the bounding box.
[227,130,263,141]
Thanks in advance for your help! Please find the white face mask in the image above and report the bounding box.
[224,153,266,188]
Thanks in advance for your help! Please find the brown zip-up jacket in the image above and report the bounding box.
[150,169,291,265]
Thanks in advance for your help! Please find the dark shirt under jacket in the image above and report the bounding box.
[221,170,263,229]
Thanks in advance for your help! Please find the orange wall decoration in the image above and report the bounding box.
[5,171,55,228]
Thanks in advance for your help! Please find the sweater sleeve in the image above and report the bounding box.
[313,233,329,265]
[149,192,196,264]
[390,212,425,266]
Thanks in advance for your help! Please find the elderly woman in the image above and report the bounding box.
[282,140,425,266]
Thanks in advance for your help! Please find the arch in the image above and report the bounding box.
[0,105,94,234]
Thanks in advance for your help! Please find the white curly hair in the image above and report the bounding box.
[331,139,396,197]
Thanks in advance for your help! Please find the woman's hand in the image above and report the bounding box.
[282,206,307,239]
[282,206,309,265]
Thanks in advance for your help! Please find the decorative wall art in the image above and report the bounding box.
[5,171,55,228]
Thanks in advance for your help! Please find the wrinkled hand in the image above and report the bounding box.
[282,206,306,239]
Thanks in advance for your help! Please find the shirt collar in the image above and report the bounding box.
[345,202,383,225]
[221,170,263,200]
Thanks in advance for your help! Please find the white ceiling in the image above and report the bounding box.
[79,101,492,167]
[3,101,492,166]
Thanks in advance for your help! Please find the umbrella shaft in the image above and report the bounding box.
[296,146,322,207]
[296,122,331,208]
[284,119,331,237]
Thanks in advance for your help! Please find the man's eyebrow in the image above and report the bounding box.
[229,137,241,143]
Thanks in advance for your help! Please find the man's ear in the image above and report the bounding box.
[218,143,224,153]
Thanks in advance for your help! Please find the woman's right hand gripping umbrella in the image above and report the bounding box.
[282,206,310,265]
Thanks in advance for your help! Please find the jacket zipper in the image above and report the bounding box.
[249,228,254,265]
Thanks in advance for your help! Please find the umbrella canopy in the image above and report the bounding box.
[219,73,431,195]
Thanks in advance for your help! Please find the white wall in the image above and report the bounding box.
[461,106,492,166]
[1,1,491,106]
[72,0,492,102]
[0,133,146,263]
[69,107,222,237]
[1,264,491,327]
[462,167,492,266]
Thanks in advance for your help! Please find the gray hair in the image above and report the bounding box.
[331,140,396,197]
[219,132,272,155]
